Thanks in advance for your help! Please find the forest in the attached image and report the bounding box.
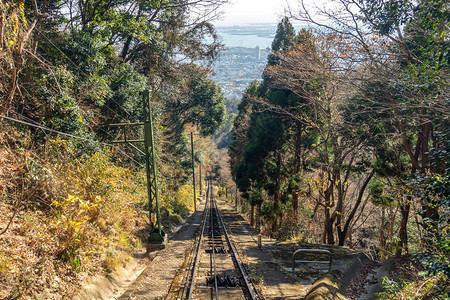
[0,0,228,297]
[228,0,449,298]
[0,0,448,299]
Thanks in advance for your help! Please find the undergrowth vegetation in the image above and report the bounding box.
[227,1,448,298]
[0,128,197,298]
[0,0,227,297]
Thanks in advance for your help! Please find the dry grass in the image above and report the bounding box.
[0,128,149,298]
[378,256,449,299]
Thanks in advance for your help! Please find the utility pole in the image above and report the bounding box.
[110,90,166,248]
[143,90,162,238]
[190,132,197,211]
[235,186,238,211]
[258,203,262,248]
[199,163,202,195]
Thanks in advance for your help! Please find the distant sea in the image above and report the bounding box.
[216,24,277,49]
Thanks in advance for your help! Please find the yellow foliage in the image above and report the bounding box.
[47,144,147,263]
[0,253,11,275]
[0,1,28,50]
[102,252,119,274]
[161,184,194,217]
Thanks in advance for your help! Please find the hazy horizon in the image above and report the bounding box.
[214,0,290,26]
[214,0,326,26]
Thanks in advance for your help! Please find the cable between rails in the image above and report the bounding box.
[184,182,210,300]
[210,185,219,300]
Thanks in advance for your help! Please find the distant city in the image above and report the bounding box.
[211,24,277,100]
[213,46,270,100]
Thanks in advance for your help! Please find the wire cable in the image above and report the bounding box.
[0,113,144,167]
[30,25,132,117]
[0,104,51,139]
[1,105,145,168]
[1,114,104,144]
[6,17,145,164]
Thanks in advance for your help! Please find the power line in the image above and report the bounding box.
[2,104,105,143]
[15,18,148,157]
[0,104,50,129]
[34,27,85,76]
[29,24,132,117]
[0,113,144,167]
[6,18,145,165]
[1,114,103,144]
[1,94,143,168]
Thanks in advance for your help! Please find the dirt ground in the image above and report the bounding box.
[217,199,373,300]
[75,197,376,300]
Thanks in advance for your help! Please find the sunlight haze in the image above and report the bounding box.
[215,0,326,25]
[216,0,292,25]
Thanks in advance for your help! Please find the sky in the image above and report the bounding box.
[215,0,293,26]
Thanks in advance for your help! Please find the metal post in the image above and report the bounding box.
[109,92,165,247]
[143,90,162,236]
[258,203,262,248]
[199,163,202,195]
[190,132,197,211]
[292,249,332,272]
[235,186,238,211]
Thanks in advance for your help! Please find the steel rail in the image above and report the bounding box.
[181,180,260,300]
[229,232,261,299]
[210,185,219,300]
[226,221,260,299]
[214,199,259,300]
[183,182,210,300]
[180,227,199,298]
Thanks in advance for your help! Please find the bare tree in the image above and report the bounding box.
[285,0,449,254]
[257,29,376,245]
[1,0,48,113]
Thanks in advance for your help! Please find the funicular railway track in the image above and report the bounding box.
[175,180,261,300]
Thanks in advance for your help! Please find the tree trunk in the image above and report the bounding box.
[387,207,395,254]
[120,4,143,60]
[419,121,440,231]
[292,123,303,221]
[2,1,44,113]
[324,208,334,245]
[272,152,282,234]
[250,204,255,227]
[238,193,241,212]
[337,170,375,246]
[324,187,334,245]
[323,182,335,245]
[292,192,299,221]
[396,199,410,257]
[335,176,344,245]
[379,208,386,254]
[272,201,279,233]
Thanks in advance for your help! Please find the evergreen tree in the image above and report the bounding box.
[267,16,296,66]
